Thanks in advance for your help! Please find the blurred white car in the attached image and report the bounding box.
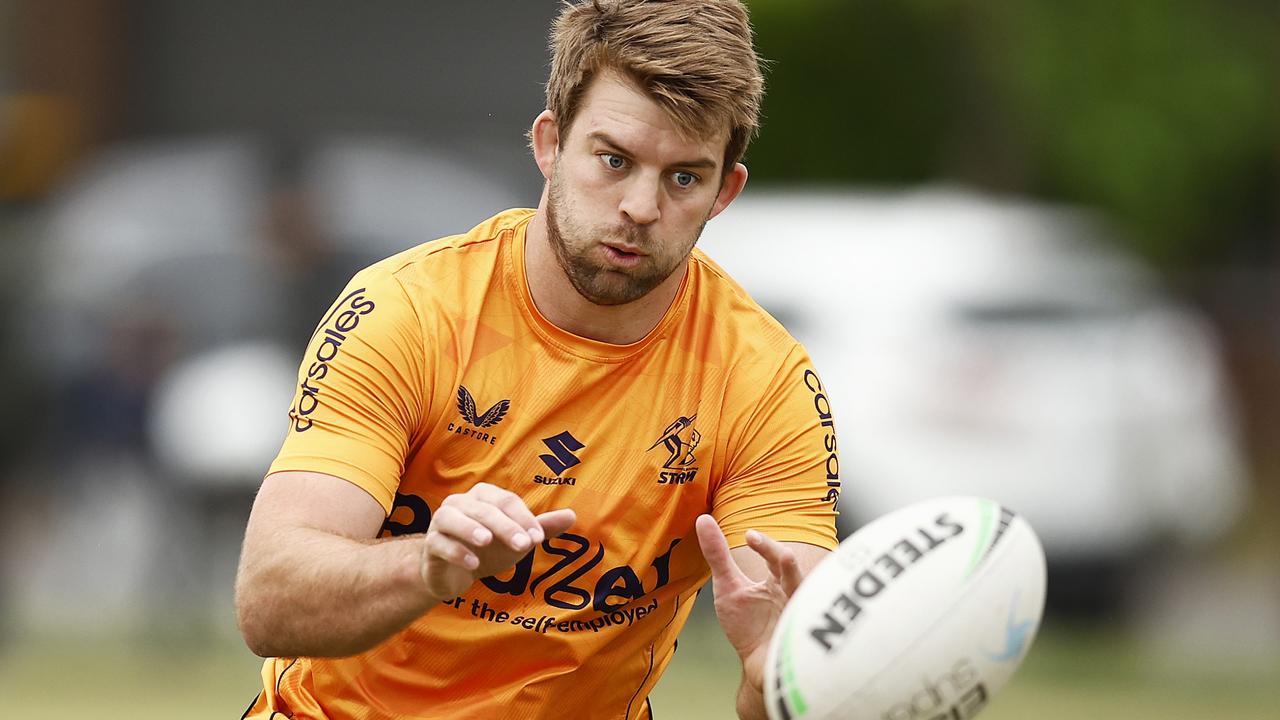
[699,188,1246,609]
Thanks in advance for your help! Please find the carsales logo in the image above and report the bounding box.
[804,368,841,507]
[291,288,376,432]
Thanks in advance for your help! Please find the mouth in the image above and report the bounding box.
[602,240,646,257]
[601,243,646,268]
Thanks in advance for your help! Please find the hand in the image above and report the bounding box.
[695,514,804,694]
[419,482,575,602]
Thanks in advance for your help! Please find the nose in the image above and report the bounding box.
[618,176,661,226]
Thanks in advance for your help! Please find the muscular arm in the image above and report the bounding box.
[235,471,576,659]
[234,471,434,658]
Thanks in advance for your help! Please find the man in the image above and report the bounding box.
[235,2,840,718]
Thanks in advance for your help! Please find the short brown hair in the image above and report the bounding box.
[545,0,765,172]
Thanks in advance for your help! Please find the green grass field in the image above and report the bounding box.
[652,613,1280,719]
[1,616,1275,718]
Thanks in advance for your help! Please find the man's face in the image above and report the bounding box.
[544,74,731,306]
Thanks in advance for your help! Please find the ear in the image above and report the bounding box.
[531,110,560,180]
[706,162,748,221]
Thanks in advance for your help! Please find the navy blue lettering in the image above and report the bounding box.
[813,392,832,420]
[316,337,342,362]
[538,533,604,610]
[471,533,684,615]
[334,309,360,333]
[380,492,432,537]
[803,367,840,508]
[593,566,643,612]
[290,289,376,432]
[481,550,534,596]
[529,533,592,594]
[297,390,319,415]
[307,361,328,380]
[803,369,823,392]
[648,538,680,591]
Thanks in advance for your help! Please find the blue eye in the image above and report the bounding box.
[602,154,626,170]
[673,171,698,188]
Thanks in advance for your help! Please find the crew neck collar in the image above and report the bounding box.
[507,211,690,363]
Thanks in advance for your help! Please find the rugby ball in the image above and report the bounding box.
[764,496,1046,720]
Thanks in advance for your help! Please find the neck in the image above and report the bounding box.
[524,207,685,346]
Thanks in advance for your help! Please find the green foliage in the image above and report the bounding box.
[745,0,1278,268]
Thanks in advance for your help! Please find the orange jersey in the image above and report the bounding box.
[245,209,840,720]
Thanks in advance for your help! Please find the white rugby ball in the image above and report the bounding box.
[764,496,1046,720]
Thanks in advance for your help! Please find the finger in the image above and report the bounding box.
[431,504,496,547]
[747,530,786,582]
[424,530,479,571]
[746,529,805,595]
[535,508,576,538]
[455,500,536,552]
[696,514,750,590]
[470,484,541,539]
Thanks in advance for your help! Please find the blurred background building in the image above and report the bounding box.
[0,1,1276,717]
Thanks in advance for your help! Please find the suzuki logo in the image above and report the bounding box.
[539,431,585,476]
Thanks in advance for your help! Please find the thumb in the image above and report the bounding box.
[696,514,748,591]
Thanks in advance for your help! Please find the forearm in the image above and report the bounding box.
[736,667,768,720]
[235,525,437,658]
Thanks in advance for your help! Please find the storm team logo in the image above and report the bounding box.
[648,415,700,485]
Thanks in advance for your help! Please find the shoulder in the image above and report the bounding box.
[346,208,533,309]
[687,247,805,363]
[368,208,531,279]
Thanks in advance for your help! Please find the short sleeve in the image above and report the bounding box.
[268,266,427,513]
[713,345,841,551]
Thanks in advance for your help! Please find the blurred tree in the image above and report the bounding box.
[747,0,1278,269]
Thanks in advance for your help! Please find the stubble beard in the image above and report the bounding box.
[545,170,705,307]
